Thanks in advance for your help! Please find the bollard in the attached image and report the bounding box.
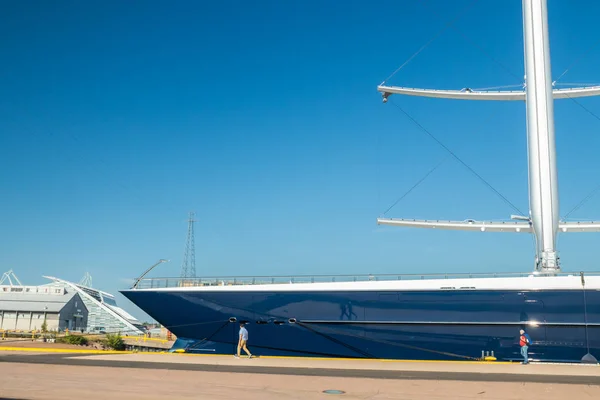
[483,350,497,361]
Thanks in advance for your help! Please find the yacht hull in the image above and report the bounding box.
[121,285,600,362]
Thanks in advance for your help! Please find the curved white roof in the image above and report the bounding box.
[44,276,143,334]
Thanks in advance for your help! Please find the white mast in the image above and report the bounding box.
[376,0,600,273]
[522,0,559,272]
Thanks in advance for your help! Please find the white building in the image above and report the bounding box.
[0,271,87,332]
[0,271,144,335]
[44,276,145,335]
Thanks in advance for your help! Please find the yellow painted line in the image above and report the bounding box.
[144,351,512,364]
[0,347,132,354]
[0,346,512,364]
[239,355,511,364]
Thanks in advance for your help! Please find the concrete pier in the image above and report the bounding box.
[1,349,598,399]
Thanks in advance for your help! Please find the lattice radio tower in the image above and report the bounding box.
[180,211,197,278]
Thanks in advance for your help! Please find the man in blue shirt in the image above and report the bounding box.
[235,322,253,359]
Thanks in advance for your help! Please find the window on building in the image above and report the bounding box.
[103,297,117,306]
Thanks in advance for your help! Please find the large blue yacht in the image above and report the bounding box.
[121,0,600,363]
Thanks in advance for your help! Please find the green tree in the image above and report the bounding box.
[41,318,48,333]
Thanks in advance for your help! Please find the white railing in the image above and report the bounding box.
[130,270,600,290]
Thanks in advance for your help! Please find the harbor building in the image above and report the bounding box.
[0,270,87,332]
[44,275,145,335]
[0,270,144,335]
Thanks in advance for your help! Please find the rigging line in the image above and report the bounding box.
[529,230,537,258]
[186,321,231,350]
[381,156,449,216]
[558,95,600,219]
[562,183,600,220]
[382,0,481,84]
[298,321,477,360]
[389,99,526,216]
[554,36,600,84]
[562,217,597,222]
[296,322,375,358]
[566,95,600,123]
[419,0,520,82]
[553,82,600,87]
[378,116,382,214]
[471,84,524,91]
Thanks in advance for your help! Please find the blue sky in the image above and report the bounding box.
[2,0,600,321]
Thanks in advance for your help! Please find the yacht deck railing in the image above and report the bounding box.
[130,271,600,290]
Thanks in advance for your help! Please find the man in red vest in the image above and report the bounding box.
[519,329,531,364]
